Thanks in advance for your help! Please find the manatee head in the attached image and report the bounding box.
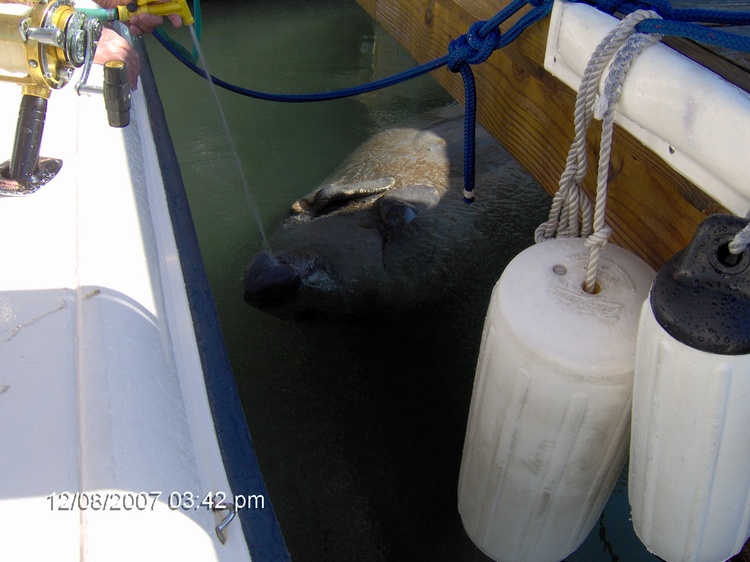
[244,168,465,319]
[243,111,548,321]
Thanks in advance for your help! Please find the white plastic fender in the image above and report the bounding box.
[458,238,654,562]
[629,214,750,562]
[630,304,750,562]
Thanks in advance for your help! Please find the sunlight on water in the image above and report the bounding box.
[187,24,271,252]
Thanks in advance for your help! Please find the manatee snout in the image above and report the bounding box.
[243,250,330,310]
[243,251,301,307]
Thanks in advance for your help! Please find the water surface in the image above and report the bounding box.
[146,1,664,560]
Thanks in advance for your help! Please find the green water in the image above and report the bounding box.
[145,1,661,560]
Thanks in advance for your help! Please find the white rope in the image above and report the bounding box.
[583,31,662,292]
[729,221,750,255]
[536,9,662,293]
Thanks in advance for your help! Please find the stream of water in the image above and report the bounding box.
[185,23,271,251]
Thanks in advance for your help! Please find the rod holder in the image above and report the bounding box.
[0,95,62,196]
[0,0,102,196]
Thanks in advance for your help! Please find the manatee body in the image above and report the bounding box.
[244,107,550,320]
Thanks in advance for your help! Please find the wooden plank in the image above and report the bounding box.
[356,0,731,269]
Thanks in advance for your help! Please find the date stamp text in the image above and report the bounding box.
[47,491,265,512]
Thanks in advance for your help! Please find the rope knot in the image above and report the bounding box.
[447,21,502,72]
[585,225,613,249]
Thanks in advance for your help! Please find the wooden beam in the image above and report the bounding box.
[356,0,731,269]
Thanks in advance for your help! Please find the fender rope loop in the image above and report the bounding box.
[536,10,662,293]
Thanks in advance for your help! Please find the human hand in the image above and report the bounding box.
[93,0,183,36]
[93,27,141,89]
[128,11,182,36]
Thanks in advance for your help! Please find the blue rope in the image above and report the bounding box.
[153,29,450,101]
[577,0,750,52]
[637,18,750,52]
[156,0,750,204]
[445,0,554,202]
[590,0,750,25]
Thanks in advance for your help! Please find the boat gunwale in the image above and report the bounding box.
[136,37,291,562]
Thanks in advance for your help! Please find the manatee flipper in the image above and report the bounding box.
[378,184,440,231]
[378,184,441,276]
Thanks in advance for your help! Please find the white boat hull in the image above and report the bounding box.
[0,34,287,561]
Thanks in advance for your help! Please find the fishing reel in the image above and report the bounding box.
[0,0,102,195]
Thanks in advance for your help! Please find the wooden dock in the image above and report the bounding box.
[355,0,748,270]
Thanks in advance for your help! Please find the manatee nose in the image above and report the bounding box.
[243,251,302,307]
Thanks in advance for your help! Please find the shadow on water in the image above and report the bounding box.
[147,0,663,559]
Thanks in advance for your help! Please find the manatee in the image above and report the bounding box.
[244,106,550,320]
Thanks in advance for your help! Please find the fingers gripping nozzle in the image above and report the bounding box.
[116,0,195,25]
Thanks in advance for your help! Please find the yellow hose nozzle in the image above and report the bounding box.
[116,0,195,26]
